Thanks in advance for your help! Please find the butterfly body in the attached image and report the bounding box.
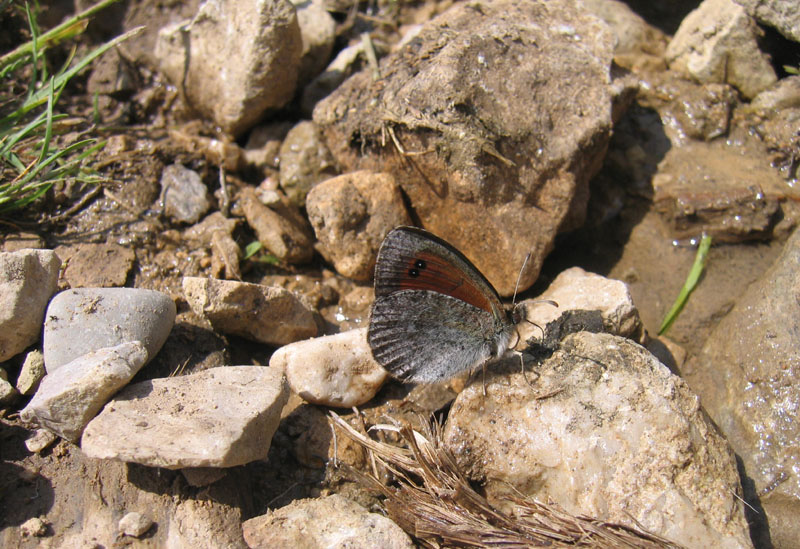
[368,226,522,383]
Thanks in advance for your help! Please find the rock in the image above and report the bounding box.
[81,366,289,469]
[16,349,45,395]
[118,512,153,538]
[733,0,800,42]
[20,517,48,537]
[61,242,136,288]
[0,249,60,362]
[272,328,388,407]
[25,428,58,453]
[314,0,618,296]
[183,277,317,345]
[654,80,738,143]
[1,232,45,251]
[443,332,753,549]
[666,0,777,99]
[20,341,149,442]
[0,368,17,405]
[242,494,414,549]
[292,0,336,85]
[522,267,643,344]
[278,121,337,207]
[652,141,800,242]
[581,0,668,72]
[243,122,292,171]
[160,163,210,224]
[750,75,800,111]
[682,226,800,547]
[306,171,412,280]
[155,0,302,137]
[239,186,315,263]
[43,288,176,372]
[185,212,242,280]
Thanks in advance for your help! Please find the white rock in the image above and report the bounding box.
[444,332,753,549]
[16,349,45,395]
[20,341,149,442]
[0,249,60,361]
[25,428,58,453]
[273,328,388,407]
[183,277,317,345]
[155,0,302,137]
[242,494,414,549]
[118,511,153,538]
[0,368,17,404]
[666,0,777,99]
[43,287,175,373]
[521,267,642,343]
[20,517,48,537]
[81,366,289,469]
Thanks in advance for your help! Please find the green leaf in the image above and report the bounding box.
[658,234,712,335]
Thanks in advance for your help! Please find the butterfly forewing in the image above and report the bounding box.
[374,226,504,320]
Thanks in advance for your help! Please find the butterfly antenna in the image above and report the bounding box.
[512,252,532,305]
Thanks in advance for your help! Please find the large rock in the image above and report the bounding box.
[82,366,288,468]
[20,341,149,442]
[306,171,412,281]
[683,226,800,548]
[0,249,60,361]
[666,0,777,99]
[734,0,800,42]
[155,0,302,137]
[443,332,753,549]
[43,287,176,372]
[313,0,618,296]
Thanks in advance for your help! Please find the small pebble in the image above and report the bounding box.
[118,511,153,538]
[20,517,48,537]
[25,429,58,453]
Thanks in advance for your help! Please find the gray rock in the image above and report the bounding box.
[118,512,153,538]
[278,120,337,207]
[43,287,176,372]
[666,0,777,99]
[443,332,753,549]
[0,249,60,361]
[155,0,302,137]
[734,0,800,42]
[242,494,414,549]
[81,366,289,469]
[293,0,336,85]
[314,0,618,296]
[238,186,315,263]
[306,171,412,280]
[272,328,388,407]
[683,226,800,548]
[20,341,149,442]
[183,277,317,345]
[16,349,45,395]
[160,163,210,224]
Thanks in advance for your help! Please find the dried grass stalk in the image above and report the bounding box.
[329,412,685,549]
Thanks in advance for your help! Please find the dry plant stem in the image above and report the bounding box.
[328,412,685,549]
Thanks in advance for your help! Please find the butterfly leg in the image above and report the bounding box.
[520,351,540,387]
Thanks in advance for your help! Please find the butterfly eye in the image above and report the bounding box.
[408,259,427,278]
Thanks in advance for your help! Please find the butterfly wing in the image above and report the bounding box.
[368,226,513,381]
[373,226,505,319]
[368,290,502,382]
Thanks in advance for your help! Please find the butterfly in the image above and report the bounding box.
[367,226,527,383]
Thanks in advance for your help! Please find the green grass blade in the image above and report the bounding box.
[658,234,712,335]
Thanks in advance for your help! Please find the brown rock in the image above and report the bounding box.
[306,171,411,280]
[61,243,135,288]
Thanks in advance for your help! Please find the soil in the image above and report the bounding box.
[1,1,798,547]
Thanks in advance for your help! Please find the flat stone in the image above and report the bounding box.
[444,332,753,549]
[666,0,777,99]
[272,328,388,407]
[43,287,176,372]
[183,277,317,345]
[242,494,414,549]
[0,249,60,362]
[16,349,45,395]
[25,428,58,453]
[81,366,289,469]
[306,171,412,281]
[20,341,149,442]
[118,512,153,538]
[314,0,618,296]
[155,0,302,137]
[60,243,135,288]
